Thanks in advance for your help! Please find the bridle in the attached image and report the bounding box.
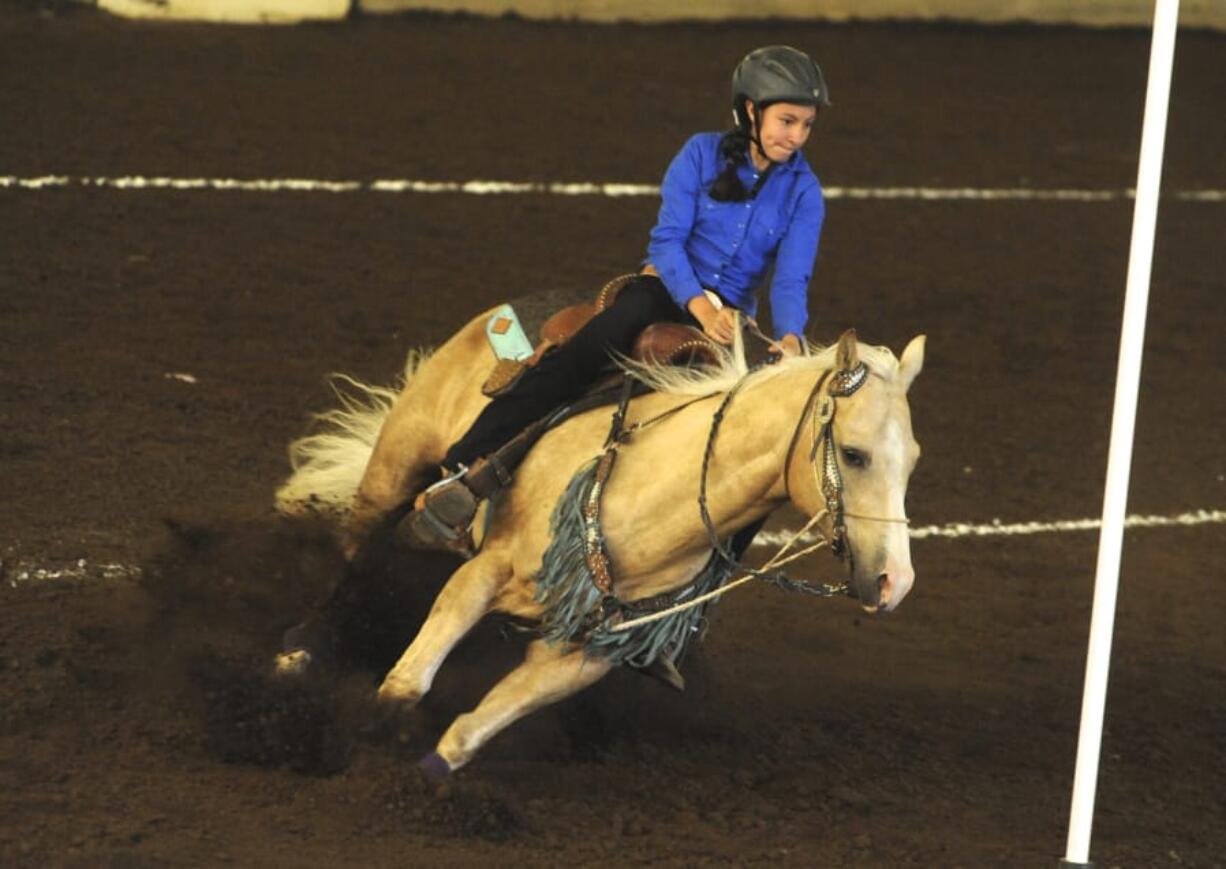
[741,325,905,560]
[703,355,909,575]
[606,352,912,634]
[780,358,914,561]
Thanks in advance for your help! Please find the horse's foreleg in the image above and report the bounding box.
[427,639,612,773]
[376,555,508,707]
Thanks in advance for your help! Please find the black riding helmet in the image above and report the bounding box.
[731,45,830,130]
[709,45,829,200]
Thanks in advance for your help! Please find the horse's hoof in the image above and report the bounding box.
[281,621,336,662]
[360,688,419,745]
[375,674,423,719]
[273,649,312,678]
[418,751,452,781]
[375,683,422,711]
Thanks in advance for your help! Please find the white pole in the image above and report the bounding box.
[1061,1,1180,866]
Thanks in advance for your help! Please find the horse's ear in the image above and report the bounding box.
[898,334,926,392]
[835,328,859,371]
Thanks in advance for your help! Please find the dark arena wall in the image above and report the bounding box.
[2,3,1225,866]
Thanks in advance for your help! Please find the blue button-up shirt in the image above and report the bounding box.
[646,132,825,340]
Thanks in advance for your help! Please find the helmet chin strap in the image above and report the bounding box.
[743,101,776,170]
[745,103,780,199]
[734,103,767,162]
[730,101,776,199]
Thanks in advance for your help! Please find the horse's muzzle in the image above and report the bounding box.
[849,564,913,613]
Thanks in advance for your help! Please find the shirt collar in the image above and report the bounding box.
[743,147,804,175]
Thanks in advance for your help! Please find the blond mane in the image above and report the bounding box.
[625,332,902,398]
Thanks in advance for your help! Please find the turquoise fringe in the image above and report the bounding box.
[534,459,734,668]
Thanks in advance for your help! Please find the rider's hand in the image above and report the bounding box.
[687,296,739,345]
[768,333,804,358]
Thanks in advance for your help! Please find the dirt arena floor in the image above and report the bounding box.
[2,3,1225,866]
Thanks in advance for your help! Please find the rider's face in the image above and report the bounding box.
[748,101,817,166]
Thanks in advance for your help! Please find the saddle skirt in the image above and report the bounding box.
[481,274,720,397]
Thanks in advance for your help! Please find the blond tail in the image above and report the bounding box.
[274,349,431,519]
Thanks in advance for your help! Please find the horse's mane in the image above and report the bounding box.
[625,332,901,398]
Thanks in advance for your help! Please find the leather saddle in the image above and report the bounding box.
[401,275,725,561]
[482,273,720,397]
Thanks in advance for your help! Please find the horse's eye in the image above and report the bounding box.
[841,447,867,469]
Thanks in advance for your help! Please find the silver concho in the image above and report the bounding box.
[828,361,868,397]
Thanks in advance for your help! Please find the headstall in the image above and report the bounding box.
[798,360,870,561]
[695,357,874,597]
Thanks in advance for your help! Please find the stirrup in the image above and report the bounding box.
[397,469,479,556]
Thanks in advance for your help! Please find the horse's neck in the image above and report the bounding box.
[692,369,814,530]
[601,368,814,592]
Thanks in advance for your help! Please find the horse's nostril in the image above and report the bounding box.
[876,573,891,608]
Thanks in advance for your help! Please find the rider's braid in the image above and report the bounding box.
[708,119,753,202]
[709,104,775,203]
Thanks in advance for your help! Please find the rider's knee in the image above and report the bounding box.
[607,275,672,329]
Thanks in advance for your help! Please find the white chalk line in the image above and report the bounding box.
[3,558,142,586]
[3,174,1226,202]
[754,507,1226,549]
[5,509,1222,586]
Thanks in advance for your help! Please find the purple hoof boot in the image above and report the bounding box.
[418,751,452,782]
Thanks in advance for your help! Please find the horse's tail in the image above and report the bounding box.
[274,349,432,519]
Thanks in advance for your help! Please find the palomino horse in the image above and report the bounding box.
[276,309,925,773]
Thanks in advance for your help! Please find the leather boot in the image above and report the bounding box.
[396,470,479,557]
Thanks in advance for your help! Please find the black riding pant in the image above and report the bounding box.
[443,275,699,469]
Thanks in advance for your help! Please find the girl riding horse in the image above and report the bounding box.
[407,45,833,552]
[274,49,929,770]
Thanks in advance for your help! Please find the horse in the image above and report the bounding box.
[274,308,926,774]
